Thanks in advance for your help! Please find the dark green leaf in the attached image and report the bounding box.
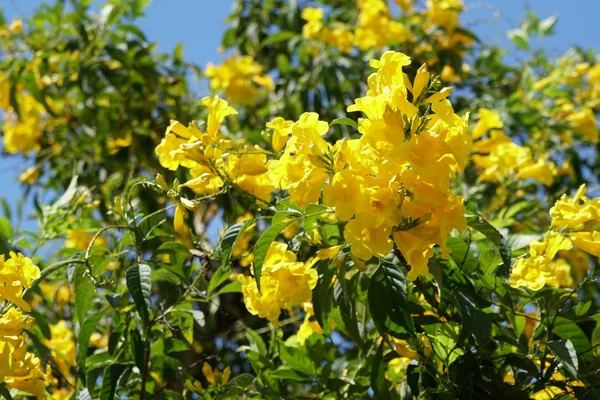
[78,308,107,382]
[548,340,578,378]
[125,263,152,328]
[74,264,95,323]
[99,363,129,400]
[371,341,392,400]
[467,215,512,275]
[368,259,415,337]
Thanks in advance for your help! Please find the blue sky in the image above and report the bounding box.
[1,0,599,225]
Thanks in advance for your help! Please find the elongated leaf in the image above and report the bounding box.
[0,384,13,400]
[99,363,129,400]
[548,340,578,378]
[253,211,299,290]
[74,264,95,323]
[0,216,12,242]
[369,259,415,337]
[77,388,92,400]
[551,317,593,362]
[371,341,392,400]
[330,117,358,129]
[209,218,256,297]
[78,308,107,381]
[261,30,297,47]
[467,215,511,274]
[126,263,152,328]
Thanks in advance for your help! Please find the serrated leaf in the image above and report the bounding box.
[368,259,415,337]
[253,211,299,290]
[330,117,358,129]
[126,263,152,328]
[548,340,578,378]
[74,264,95,323]
[99,363,129,400]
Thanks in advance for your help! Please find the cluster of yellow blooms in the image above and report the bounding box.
[238,242,318,324]
[155,96,275,232]
[509,184,599,290]
[0,252,50,398]
[533,59,600,144]
[0,75,46,155]
[205,54,274,105]
[300,0,470,60]
[269,51,471,279]
[471,109,558,186]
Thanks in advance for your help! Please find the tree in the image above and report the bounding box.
[0,0,599,398]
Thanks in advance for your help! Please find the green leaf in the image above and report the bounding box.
[508,28,529,49]
[125,263,152,328]
[253,211,299,290]
[77,388,92,400]
[548,340,578,378]
[78,308,107,382]
[261,30,297,47]
[467,215,512,275]
[209,218,256,297]
[371,341,392,400]
[179,309,205,328]
[575,300,592,317]
[330,117,358,129]
[0,384,13,400]
[279,345,317,375]
[551,317,593,362]
[0,216,13,242]
[74,264,95,323]
[446,236,478,274]
[213,280,242,296]
[270,367,311,381]
[539,15,558,35]
[368,259,415,337]
[425,322,463,365]
[99,363,129,400]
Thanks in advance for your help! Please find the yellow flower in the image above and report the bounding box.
[550,184,599,230]
[566,107,599,142]
[266,117,293,152]
[316,245,343,260]
[509,232,573,290]
[202,362,231,385]
[239,242,318,324]
[205,54,273,105]
[297,303,324,345]
[44,321,76,382]
[106,134,132,155]
[471,108,503,140]
[19,166,40,185]
[2,93,45,155]
[0,252,41,312]
[344,219,393,261]
[427,0,463,31]
[569,231,600,260]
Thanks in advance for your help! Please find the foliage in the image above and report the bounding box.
[1,0,600,399]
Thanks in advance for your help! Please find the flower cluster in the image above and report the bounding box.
[0,76,46,155]
[269,51,471,279]
[471,109,558,186]
[205,54,274,105]
[0,253,50,398]
[509,184,599,290]
[238,242,318,324]
[155,95,274,232]
[300,0,471,62]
